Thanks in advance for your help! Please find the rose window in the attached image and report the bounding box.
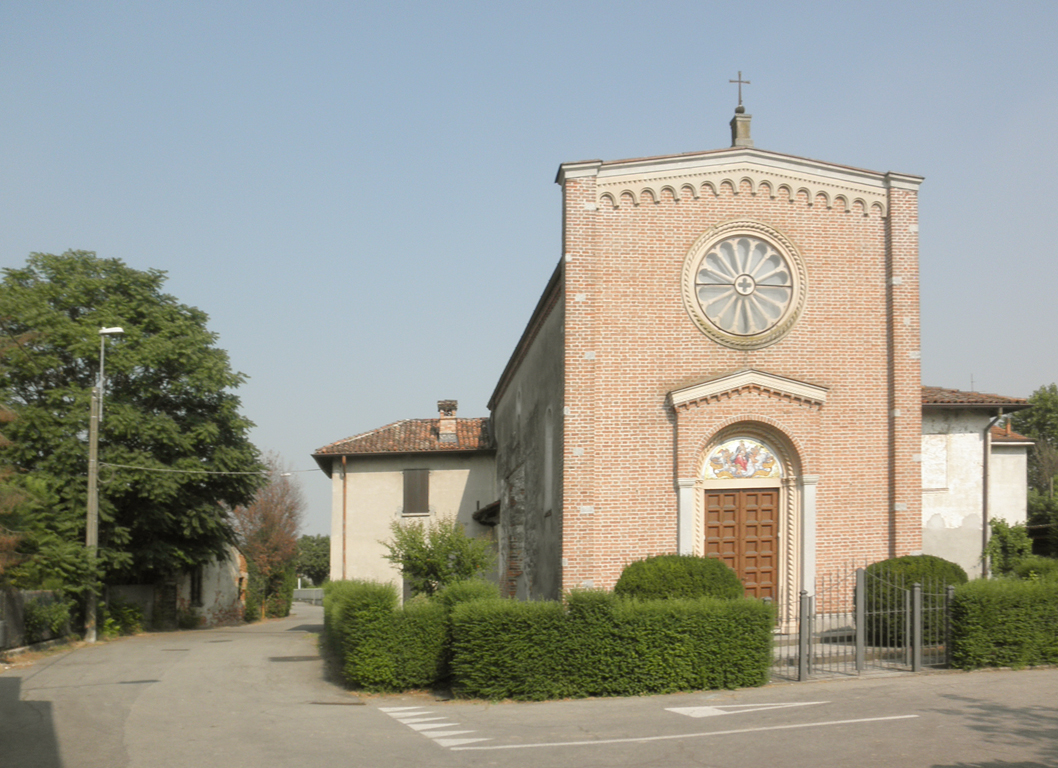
[695,236,793,336]
[681,223,806,349]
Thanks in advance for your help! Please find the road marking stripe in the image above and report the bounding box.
[436,738,491,747]
[408,722,461,731]
[450,715,919,751]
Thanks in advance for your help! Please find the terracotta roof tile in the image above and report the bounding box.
[313,417,492,457]
[922,386,1029,408]
[990,424,1034,443]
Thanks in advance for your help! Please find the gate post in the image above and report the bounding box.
[798,590,812,681]
[911,582,923,672]
[945,584,955,667]
[855,568,865,673]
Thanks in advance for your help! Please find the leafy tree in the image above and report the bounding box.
[1011,384,1058,496]
[296,534,330,585]
[0,251,263,587]
[381,517,494,597]
[231,455,305,619]
[983,518,1033,576]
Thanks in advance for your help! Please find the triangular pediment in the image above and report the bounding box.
[669,369,828,410]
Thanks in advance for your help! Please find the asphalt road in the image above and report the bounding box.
[2,602,1056,767]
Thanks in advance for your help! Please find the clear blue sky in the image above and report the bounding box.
[3,1,1056,535]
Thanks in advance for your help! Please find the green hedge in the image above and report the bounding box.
[614,555,744,601]
[864,555,968,645]
[1012,555,1058,582]
[323,580,447,691]
[949,578,1058,669]
[450,591,773,700]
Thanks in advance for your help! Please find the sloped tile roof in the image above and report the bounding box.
[922,386,1029,409]
[313,417,492,457]
[990,424,1034,444]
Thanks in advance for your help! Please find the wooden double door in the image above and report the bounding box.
[704,489,778,599]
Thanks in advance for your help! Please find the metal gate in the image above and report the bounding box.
[772,567,955,681]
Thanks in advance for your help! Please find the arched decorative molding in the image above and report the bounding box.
[640,188,657,205]
[599,192,617,209]
[693,415,806,480]
[620,191,637,207]
[593,161,890,218]
[680,183,699,200]
[834,194,849,213]
[660,185,679,203]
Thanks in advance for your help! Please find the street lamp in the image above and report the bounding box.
[85,326,123,643]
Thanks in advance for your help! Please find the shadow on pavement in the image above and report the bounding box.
[931,691,1058,768]
[286,623,324,633]
[0,676,63,767]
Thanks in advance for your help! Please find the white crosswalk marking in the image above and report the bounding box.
[379,706,491,748]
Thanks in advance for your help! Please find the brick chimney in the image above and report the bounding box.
[438,400,458,443]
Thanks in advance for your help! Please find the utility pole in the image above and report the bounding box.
[85,387,100,643]
[85,326,122,643]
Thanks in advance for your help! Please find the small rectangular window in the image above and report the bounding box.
[403,469,429,515]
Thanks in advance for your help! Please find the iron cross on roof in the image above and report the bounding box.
[729,71,750,108]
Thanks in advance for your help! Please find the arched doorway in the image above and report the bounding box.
[696,430,804,604]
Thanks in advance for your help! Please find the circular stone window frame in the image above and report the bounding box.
[681,220,808,350]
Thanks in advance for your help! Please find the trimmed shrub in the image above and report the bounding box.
[450,592,773,700]
[864,555,968,645]
[1012,555,1058,582]
[450,599,572,701]
[949,578,1058,669]
[322,580,447,691]
[434,578,501,609]
[614,555,744,601]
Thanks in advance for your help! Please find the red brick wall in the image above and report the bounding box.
[560,172,922,593]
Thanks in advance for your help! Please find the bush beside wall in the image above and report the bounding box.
[324,579,773,700]
[323,580,447,691]
[949,578,1058,669]
[450,591,773,700]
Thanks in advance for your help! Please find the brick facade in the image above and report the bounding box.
[491,133,925,602]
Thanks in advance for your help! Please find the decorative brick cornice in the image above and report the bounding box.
[556,147,923,219]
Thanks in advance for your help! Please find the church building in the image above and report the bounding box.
[315,96,1030,605]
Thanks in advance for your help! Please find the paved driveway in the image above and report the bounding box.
[2,602,1056,767]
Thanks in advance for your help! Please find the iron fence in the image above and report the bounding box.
[772,567,954,682]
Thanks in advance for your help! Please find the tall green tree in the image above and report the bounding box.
[1011,384,1058,555]
[296,534,330,585]
[1012,383,1058,496]
[0,251,263,586]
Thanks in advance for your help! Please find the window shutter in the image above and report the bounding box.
[403,469,429,515]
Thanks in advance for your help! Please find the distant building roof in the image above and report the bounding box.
[922,386,1030,410]
[313,417,492,465]
[990,424,1034,444]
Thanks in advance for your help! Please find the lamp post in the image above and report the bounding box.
[85,326,123,643]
